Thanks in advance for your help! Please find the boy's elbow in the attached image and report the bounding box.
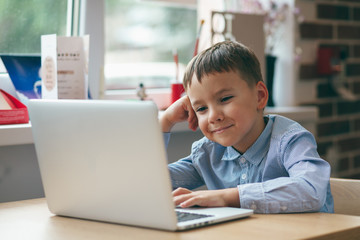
[308,197,324,212]
[303,186,327,212]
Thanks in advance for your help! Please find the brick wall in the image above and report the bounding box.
[297,0,360,178]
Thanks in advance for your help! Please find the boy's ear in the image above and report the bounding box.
[256,81,268,110]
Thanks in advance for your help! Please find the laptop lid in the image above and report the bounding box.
[29,99,253,231]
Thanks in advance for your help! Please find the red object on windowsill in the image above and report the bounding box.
[171,83,185,103]
[0,89,29,125]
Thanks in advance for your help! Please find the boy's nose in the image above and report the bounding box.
[208,107,224,123]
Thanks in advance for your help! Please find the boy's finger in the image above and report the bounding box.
[179,197,201,208]
[187,115,197,131]
[186,104,198,131]
[172,187,192,197]
[173,193,194,206]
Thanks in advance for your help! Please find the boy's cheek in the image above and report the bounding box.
[198,128,208,137]
[197,119,207,133]
[196,115,204,124]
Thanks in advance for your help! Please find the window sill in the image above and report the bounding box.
[104,89,171,110]
[0,123,33,147]
[0,106,317,147]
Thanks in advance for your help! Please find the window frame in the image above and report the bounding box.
[79,0,196,107]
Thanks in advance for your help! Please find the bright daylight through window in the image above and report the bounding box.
[0,1,67,54]
[105,0,197,90]
[0,0,67,73]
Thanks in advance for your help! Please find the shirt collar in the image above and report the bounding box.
[221,115,273,166]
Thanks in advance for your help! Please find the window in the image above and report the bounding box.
[104,0,197,90]
[0,0,68,72]
[0,0,68,54]
[0,0,196,104]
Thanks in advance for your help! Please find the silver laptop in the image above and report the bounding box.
[28,99,253,231]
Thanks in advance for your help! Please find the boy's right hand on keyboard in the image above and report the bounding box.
[172,187,240,208]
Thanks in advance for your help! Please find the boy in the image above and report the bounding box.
[160,41,334,213]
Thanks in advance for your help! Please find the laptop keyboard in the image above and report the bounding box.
[176,211,213,222]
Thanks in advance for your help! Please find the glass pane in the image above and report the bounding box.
[105,0,197,90]
[0,0,68,54]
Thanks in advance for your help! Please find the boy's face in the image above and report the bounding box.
[187,71,268,153]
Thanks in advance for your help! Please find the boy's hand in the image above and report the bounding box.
[160,96,198,132]
[172,187,240,208]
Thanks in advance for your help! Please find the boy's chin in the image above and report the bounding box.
[207,137,234,148]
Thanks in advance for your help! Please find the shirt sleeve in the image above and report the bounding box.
[238,130,332,213]
[163,132,171,148]
[164,133,204,190]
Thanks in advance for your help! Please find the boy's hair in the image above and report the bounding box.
[183,41,263,90]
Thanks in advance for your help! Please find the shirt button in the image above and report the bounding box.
[281,206,288,211]
[241,173,247,180]
[240,157,246,164]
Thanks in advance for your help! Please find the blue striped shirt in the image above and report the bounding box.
[165,114,334,213]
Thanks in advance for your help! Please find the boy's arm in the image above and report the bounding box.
[172,187,240,208]
[239,131,332,213]
[160,96,198,132]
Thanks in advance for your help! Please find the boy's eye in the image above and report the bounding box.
[221,96,233,102]
[196,106,207,112]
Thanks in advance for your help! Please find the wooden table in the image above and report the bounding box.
[1,198,360,240]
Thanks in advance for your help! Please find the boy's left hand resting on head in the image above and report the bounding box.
[173,187,240,208]
[160,96,198,132]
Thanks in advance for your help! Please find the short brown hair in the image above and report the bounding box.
[183,41,263,90]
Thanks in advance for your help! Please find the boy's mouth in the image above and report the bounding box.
[211,124,233,134]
